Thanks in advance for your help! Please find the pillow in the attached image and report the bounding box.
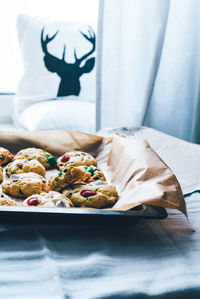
[14,98,95,133]
[15,14,96,116]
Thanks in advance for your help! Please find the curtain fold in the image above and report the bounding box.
[96,0,200,142]
[142,1,171,123]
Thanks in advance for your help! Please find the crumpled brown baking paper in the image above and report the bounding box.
[0,130,186,215]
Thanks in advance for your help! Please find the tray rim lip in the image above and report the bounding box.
[0,204,168,220]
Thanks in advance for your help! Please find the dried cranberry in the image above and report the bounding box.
[61,155,70,163]
[27,197,40,206]
[80,190,97,198]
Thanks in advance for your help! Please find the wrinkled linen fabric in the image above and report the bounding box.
[0,127,200,299]
[0,206,196,299]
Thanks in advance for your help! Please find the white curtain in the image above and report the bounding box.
[96,0,200,142]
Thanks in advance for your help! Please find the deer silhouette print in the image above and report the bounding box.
[41,27,95,97]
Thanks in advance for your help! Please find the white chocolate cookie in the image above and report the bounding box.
[46,166,89,192]
[78,166,106,183]
[63,181,118,208]
[0,147,14,166]
[14,148,56,169]
[0,193,18,206]
[0,166,3,183]
[21,191,73,208]
[6,159,46,177]
[2,172,46,197]
[57,151,97,171]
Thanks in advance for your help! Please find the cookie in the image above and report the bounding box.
[21,191,74,208]
[0,167,3,183]
[2,172,46,197]
[46,166,89,192]
[62,181,118,208]
[6,159,46,177]
[57,151,97,171]
[79,166,106,183]
[0,147,14,166]
[0,193,18,206]
[14,148,56,169]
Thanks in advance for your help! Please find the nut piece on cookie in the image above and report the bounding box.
[0,166,3,183]
[6,159,46,177]
[2,172,46,197]
[62,181,118,208]
[46,166,88,192]
[14,148,56,169]
[21,191,74,208]
[79,166,106,183]
[57,151,97,171]
[0,193,18,206]
[0,147,14,166]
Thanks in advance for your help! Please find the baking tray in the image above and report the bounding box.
[0,204,168,225]
[0,130,171,225]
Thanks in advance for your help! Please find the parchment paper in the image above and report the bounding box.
[0,130,186,215]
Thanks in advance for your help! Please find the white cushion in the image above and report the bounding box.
[14,14,97,132]
[14,99,95,133]
[14,14,96,125]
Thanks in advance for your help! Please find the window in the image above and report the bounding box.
[0,0,99,92]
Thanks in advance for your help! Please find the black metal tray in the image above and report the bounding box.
[0,204,167,225]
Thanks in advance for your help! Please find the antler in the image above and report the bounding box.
[74,27,96,65]
[62,45,66,61]
[41,27,59,54]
